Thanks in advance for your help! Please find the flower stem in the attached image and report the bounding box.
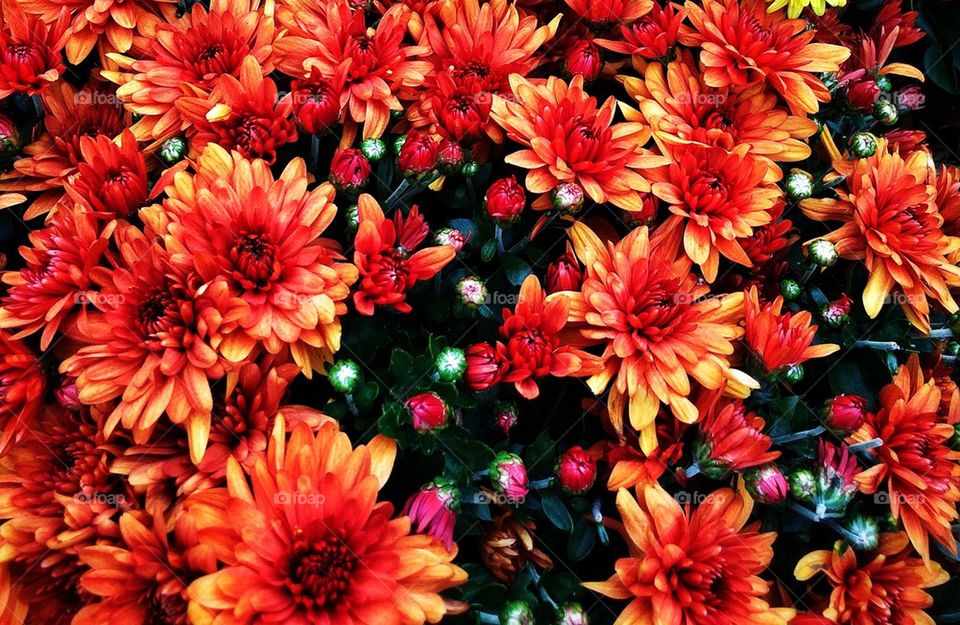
[855,340,901,351]
[773,426,826,445]
[384,179,410,208]
[928,328,954,339]
[478,613,500,624]
[684,462,700,478]
[529,477,553,490]
[495,225,505,255]
[847,438,883,454]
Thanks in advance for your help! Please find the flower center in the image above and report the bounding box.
[292,538,358,607]
[231,232,279,289]
[147,588,188,625]
[139,291,177,336]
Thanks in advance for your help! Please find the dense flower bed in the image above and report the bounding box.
[0,0,958,623]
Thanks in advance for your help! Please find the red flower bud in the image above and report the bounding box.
[565,40,602,81]
[466,342,507,391]
[825,394,869,432]
[398,133,439,176]
[496,402,518,436]
[329,149,371,192]
[546,252,582,293]
[405,392,448,432]
[744,464,788,505]
[485,176,525,224]
[0,113,20,157]
[437,139,465,172]
[846,79,882,113]
[292,78,341,134]
[555,446,597,495]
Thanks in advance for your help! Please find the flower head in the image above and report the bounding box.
[596,3,688,60]
[185,416,466,624]
[403,478,459,550]
[0,332,44,456]
[586,485,793,625]
[0,0,69,97]
[694,395,779,477]
[744,286,838,373]
[64,129,147,219]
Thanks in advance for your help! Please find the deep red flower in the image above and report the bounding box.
[465,342,508,391]
[0,1,69,98]
[565,39,602,81]
[406,392,448,431]
[398,132,440,176]
[596,3,687,60]
[353,195,455,315]
[871,0,924,48]
[485,176,526,224]
[826,394,870,432]
[329,148,372,192]
[291,77,343,134]
[403,479,459,550]
[556,446,597,495]
[0,331,45,455]
[64,129,147,219]
[694,394,779,477]
[426,72,494,143]
[546,247,582,293]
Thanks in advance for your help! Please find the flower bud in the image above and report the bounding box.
[780,279,801,300]
[456,276,488,309]
[437,140,466,173]
[465,342,506,391]
[783,363,804,384]
[789,467,816,502]
[546,252,582,293]
[398,133,439,177]
[485,176,526,224]
[434,228,466,252]
[555,446,597,495]
[393,134,407,154]
[785,169,814,201]
[496,402,518,435]
[329,149,371,192]
[744,464,788,505]
[292,79,340,134]
[556,603,589,625]
[846,515,879,552]
[821,294,852,327]
[405,392,448,432]
[461,161,480,177]
[824,394,869,432]
[359,137,387,162]
[55,380,82,410]
[345,204,359,230]
[565,40,602,81]
[435,346,467,382]
[808,239,838,267]
[873,98,898,126]
[328,359,361,393]
[159,136,187,165]
[0,114,21,158]
[551,182,585,214]
[490,451,528,500]
[849,131,877,158]
[403,478,459,550]
[875,75,893,92]
[501,601,535,625]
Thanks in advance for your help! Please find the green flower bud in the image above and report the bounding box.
[435,346,467,382]
[359,138,387,162]
[785,169,815,201]
[783,363,804,384]
[848,131,877,158]
[455,276,488,309]
[551,182,585,215]
[556,603,589,625]
[328,359,361,393]
[345,204,359,231]
[780,279,801,300]
[501,601,535,625]
[393,134,407,155]
[790,467,815,502]
[846,515,880,551]
[873,99,898,126]
[159,136,187,165]
[460,161,480,177]
[875,75,893,92]
[808,239,838,267]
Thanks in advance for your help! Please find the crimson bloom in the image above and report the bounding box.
[0,331,45,456]
[63,129,147,219]
[403,479,459,550]
[0,1,69,98]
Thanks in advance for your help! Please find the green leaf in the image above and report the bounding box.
[541,492,574,533]
[502,254,532,286]
[481,239,497,262]
[389,348,415,379]
[355,381,380,408]
[567,518,596,561]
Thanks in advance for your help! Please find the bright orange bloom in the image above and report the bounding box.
[684,0,850,115]
[622,58,817,167]
[493,274,601,399]
[0,332,45,456]
[353,194,455,315]
[564,221,755,453]
[74,512,203,625]
[743,286,838,373]
[185,416,466,624]
[596,3,689,61]
[801,139,960,333]
[149,143,357,376]
[60,232,238,463]
[937,163,960,262]
[564,0,653,25]
[849,354,960,564]
[0,206,108,349]
[795,532,948,625]
[0,81,127,219]
[491,74,669,212]
[177,56,297,164]
[695,393,779,476]
[101,0,278,142]
[646,142,781,281]
[0,0,69,98]
[276,0,431,143]
[585,485,794,625]
[63,129,148,219]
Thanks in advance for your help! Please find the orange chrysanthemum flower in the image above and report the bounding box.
[694,393,779,477]
[149,143,357,376]
[564,0,653,25]
[646,142,781,281]
[801,139,960,333]
[60,233,238,463]
[937,163,960,263]
[101,0,278,142]
[177,56,297,164]
[0,206,108,349]
[795,532,948,625]
[849,354,960,564]
[63,129,148,219]
[684,0,850,115]
[276,0,431,143]
[491,74,668,212]
[596,3,689,61]
[564,221,756,453]
[0,81,127,219]
[585,485,794,625]
[0,332,45,456]
[184,416,467,624]
[622,58,817,167]
[743,286,838,373]
[0,0,69,98]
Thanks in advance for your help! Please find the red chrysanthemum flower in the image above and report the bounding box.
[276,0,431,143]
[150,143,357,376]
[795,532,948,625]
[491,74,669,212]
[743,286,838,373]
[0,81,127,219]
[586,485,794,625]
[870,0,925,48]
[0,332,45,456]
[63,129,148,219]
[849,354,960,564]
[684,0,850,115]
[178,56,297,164]
[596,2,688,61]
[694,393,779,477]
[0,0,69,98]
[0,206,108,349]
[564,221,756,453]
[563,0,653,26]
[622,57,818,168]
[647,142,782,281]
[101,0,278,142]
[353,194,455,315]
[801,138,960,333]
[184,416,466,624]
[487,274,600,399]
